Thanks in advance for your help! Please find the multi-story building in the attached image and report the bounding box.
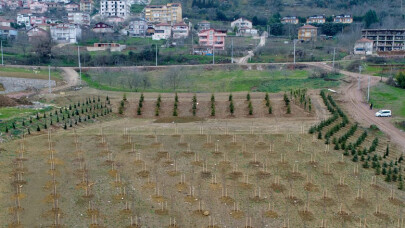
[100,0,130,19]
[50,23,82,43]
[127,18,147,37]
[152,23,171,40]
[362,29,405,52]
[144,3,182,24]
[30,1,48,14]
[231,18,252,29]
[197,20,210,31]
[17,10,32,27]
[172,21,189,39]
[27,26,50,42]
[354,38,373,55]
[80,0,93,13]
[298,24,318,41]
[0,26,18,39]
[281,16,299,24]
[306,15,325,24]
[65,2,80,12]
[30,15,48,27]
[334,14,353,23]
[68,12,90,26]
[198,28,227,50]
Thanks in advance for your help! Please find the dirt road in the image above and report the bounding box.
[307,62,405,150]
[234,32,267,64]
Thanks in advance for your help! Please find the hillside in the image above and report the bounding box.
[151,0,403,27]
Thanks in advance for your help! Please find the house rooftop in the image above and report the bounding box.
[300,24,318,29]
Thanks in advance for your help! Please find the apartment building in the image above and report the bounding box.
[198,28,227,50]
[152,23,171,40]
[231,18,252,29]
[362,29,405,52]
[307,15,325,24]
[65,2,80,12]
[334,14,353,24]
[50,23,82,43]
[127,18,147,37]
[68,12,90,26]
[281,16,299,24]
[172,21,189,39]
[197,20,210,31]
[100,0,131,19]
[144,3,182,24]
[80,0,93,13]
[298,24,318,41]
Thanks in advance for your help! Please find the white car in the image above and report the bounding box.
[375,110,392,117]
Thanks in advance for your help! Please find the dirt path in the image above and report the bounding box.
[307,62,405,150]
[234,32,267,64]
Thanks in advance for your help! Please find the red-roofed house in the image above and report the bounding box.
[92,22,114,34]
[27,26,49,42]
[198,28,227,50]
[30,2,48,14]
[0,17,14,27]
[354,38,374,55]
[298,24,318,41]
[152,23,171,40]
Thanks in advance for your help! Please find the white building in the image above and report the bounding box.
[100,0,131,19]
[172,21,189,39]
[17,10,32,27]
[126,18,147,37]
[354,38,374,55]
[231,18,252,29]
[68,12,90,26]
[50,23,82,43]
[152,23,171,40]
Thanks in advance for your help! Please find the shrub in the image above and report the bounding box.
[229,93,233,101]
[246,93,251,101]
[286,104,291,114]
[248,101,253,115]
[211,102,215,116]
[211,94,215,102]
[37,125,40,131]
[268,105,272,114]
[230,100,234,115]
[175,93,179,102]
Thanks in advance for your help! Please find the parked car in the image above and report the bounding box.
[375,110,392,117]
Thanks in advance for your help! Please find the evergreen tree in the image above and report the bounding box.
[64,122,67,130]
[229,93,233,101]
[246,93,251,101]
[5,126,8,133]
[230,100,234,115]
[37,125,40,131]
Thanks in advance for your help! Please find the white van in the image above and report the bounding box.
[375,110,392,117]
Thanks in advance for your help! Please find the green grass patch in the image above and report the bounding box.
[0,107,36,120]
[83,67,342,93]
[0,67,62,81]
[369,82,405,118]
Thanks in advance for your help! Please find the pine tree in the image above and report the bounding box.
[123,93,127,101]
[211,94,215,102]
[229,93,233,101]
[5,126,8,133]
[268,105,272,114]
[399,180,404,190]
[246,93,251,101]
[211,102,215,116]
[44,123,47,129]
[37,125,40,131]
[64,122,67,130]
[175,93,179,102]
[318,131,322,139]
[230,100,234,115]
[286,104,291,114]
[248,101,253,115]
[385,174,392,182]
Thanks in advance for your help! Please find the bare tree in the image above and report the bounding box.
[165,67,182,91]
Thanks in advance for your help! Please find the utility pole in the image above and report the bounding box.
[77,45,81,86]
[367,76,371,102]
[332,47,336,70]
[212,44,215,65]
[231,38,234,64]
[155,44,158,66]
[1,40,3,66]
[293,39,296,65]
[48,65,52,94]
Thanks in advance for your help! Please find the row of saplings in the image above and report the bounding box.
[131,92,311,117]
[3,96,112,135]
[309,90,404,190]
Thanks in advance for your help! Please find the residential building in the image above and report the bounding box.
[0,17,13,27]
[198,28,227,50]
[68,12,90,26]
[80,0,93,13]
[362,29,405,52]
[65,2,80,12]
[50,23,82,43]
[231,18,252,29]
[92,22,114,33]
[298,24,318,41]
[197,20,210,31]
[127,18,147,37]
[281,16,299,24]
[152,23,171,40]
[354,38,373,55]
[0,26,18,39]
[306,15,325,24]
[30,16,48,27]
[27,26,50,42]
[334,14,353,24]
[145,3,182,24]
[172,21,189,39]
[238,27,258,37]
[87,43,126,52]
[30,2,48,14]
[17,11,32,27]
[100,0,131,19]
